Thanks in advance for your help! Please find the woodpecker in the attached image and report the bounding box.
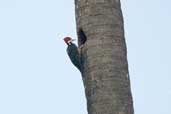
[64,37,81,72]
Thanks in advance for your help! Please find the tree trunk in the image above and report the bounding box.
[75,0,134,114]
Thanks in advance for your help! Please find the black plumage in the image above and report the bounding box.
[67,43,81,72]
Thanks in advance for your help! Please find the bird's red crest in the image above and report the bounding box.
[64,37,71,44]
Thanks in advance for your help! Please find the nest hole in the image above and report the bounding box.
[78,28,87,47]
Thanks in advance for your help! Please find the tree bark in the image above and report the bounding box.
[75,0,134,114]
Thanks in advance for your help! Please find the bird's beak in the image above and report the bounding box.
[68,39,76,43]
[71,39,76,42]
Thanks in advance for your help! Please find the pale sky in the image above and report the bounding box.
[0,0,171,114]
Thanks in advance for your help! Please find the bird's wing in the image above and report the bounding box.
[67,44,81,71]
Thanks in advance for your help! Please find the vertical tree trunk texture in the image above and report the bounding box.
[75,0,134,114]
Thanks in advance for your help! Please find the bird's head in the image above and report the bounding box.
[64,37,76,45]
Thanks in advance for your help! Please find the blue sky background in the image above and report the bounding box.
[0,0,170,114]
